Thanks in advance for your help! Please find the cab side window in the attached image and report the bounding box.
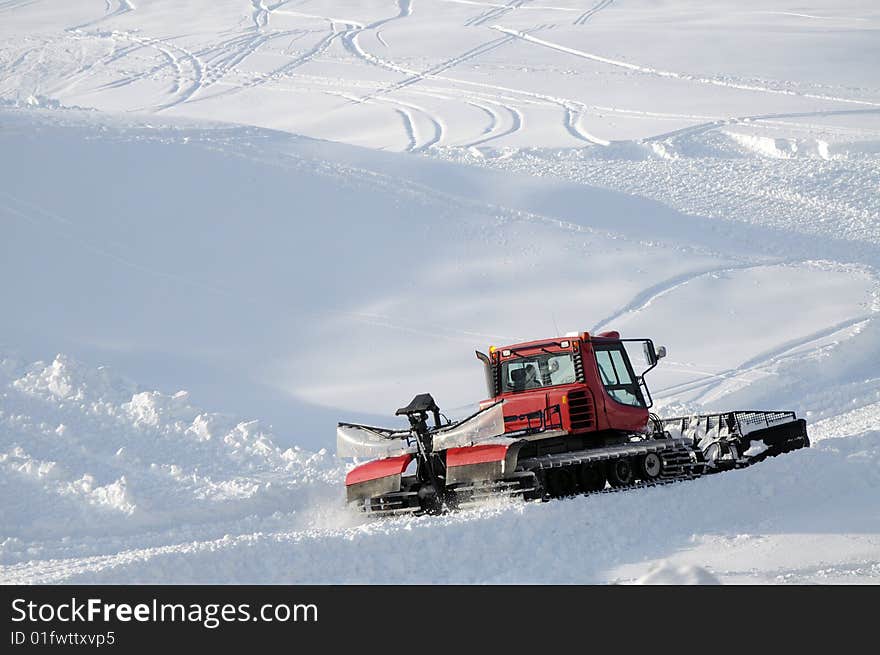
[595,347,643,407]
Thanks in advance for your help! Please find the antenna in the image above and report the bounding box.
[551,312,560,337]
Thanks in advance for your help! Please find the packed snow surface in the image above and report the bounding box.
[1,1,879,583]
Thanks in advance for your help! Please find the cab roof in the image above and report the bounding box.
[492,330,620,354]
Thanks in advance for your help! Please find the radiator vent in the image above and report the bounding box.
[567,390,595,431]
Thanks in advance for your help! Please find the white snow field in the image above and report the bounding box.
[1,1,879,584]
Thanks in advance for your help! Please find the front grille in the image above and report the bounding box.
[567,390,594,431]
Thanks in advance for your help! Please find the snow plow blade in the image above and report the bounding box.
[660,411,809,470]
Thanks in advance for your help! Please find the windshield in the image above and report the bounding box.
[594,344,646,407]
[501,352,577,392]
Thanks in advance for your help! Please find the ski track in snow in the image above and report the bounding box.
[590,261,778,333]
[0,1,39,14]
[362,34,517,102]
[79,30,206,112]
[642,107,880,144]
[69,0,135,31]
[50,2,607,148]
[574,0,614,26]
[260,25,340,80]
[328,89,444,152]
[339,22,609,147]
[463,98,523,147]
[491,26,880,108]
[2,1,880,584]
[395,107,419,151]
[657,316,877,403]
[591,257,880,405]
[14,1,872,149]
[692,315,879,402]
[465,0,530,28]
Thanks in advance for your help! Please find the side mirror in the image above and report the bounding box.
[656,345,667,360]
[643,341,657,366]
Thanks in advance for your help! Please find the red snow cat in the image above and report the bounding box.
[337,330,809,516]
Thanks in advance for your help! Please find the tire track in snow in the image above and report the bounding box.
[492,26,880,108]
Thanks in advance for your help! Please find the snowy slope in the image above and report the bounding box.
[2,348,878,584]
[2,1,880,584]
[2,1,878,149]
